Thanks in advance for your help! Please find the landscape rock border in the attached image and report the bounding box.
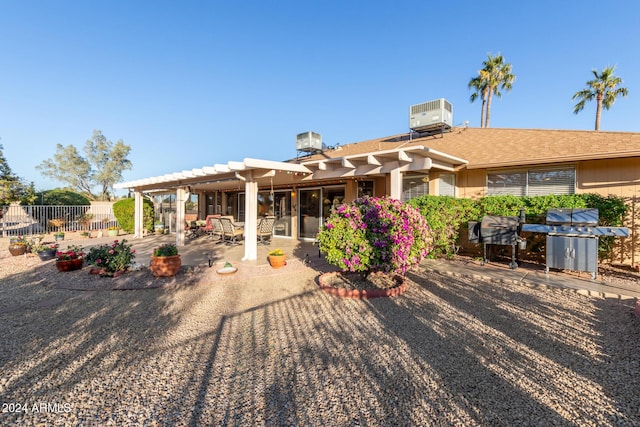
[317,271,407,299]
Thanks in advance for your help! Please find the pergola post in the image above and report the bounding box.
[175,187,187,247]
[241,171,258,261]
[134,191,144,238]
[389,167,402,200]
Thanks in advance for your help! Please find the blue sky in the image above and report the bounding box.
[1,0,639,193]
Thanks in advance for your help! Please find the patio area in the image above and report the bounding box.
[1,231,639,425]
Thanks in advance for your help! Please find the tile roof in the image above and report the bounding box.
[295,127,640,170]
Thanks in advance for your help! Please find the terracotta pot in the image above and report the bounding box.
[268,254,286,269]
[150,254,181,277]
[37,249,57,261]
[8,244,27,256]
[56,258,84,272]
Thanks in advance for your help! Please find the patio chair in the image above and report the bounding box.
[207,217,224,242]
[202,215,219,233]
[219,217,244,245]
[257,216,276,245]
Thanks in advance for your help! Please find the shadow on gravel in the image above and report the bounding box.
[590,297,640,419]
[0,263,212,425]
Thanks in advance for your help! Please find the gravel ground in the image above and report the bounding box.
[1,250,639,426]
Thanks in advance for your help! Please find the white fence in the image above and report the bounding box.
[0,202,118,238]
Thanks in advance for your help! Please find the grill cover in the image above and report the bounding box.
[480,215,519,245]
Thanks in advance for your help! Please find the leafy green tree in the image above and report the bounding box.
[37,130,132,201]
[36,189,91,206]
[468,53,515,128]
[572,66,629,131]
[0,143,30,204]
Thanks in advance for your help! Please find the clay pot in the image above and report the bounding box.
[268,254,286,269]
[8,244,27,256]
[56,258,84,272]
[37,249,57,261]
[150,255,181,277]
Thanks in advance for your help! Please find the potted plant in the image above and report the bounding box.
[107,226,119,237]
[77,212,94,237]
[154,222,165,235]
[8,236,28,256]
[49,218,66,239]
[268,248,286,269]
[32,242,59,261]
[85,239,136,277]
[150,243,181,277]
[55,245,85,272]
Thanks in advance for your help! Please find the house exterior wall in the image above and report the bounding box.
[452,158,640,265]
[454,169,486,199]
[577,157,640,265]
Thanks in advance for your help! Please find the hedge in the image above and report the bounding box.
[409,194,628,259]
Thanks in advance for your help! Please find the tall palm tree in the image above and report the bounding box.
[572,66,629,131]
[468,53,515,128]
[468,72,489,127]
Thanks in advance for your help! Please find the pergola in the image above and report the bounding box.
[114,158,312,261]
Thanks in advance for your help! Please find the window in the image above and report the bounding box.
[402,174,429,202]
[438,174,455,197]
[357,181,374,198]
[487,166,575,196]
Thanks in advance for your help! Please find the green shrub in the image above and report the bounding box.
[408,195,479,258]
[409,193,628,261]
[153,243,178,257]
[85,239,136,274]
[113,197,154,234]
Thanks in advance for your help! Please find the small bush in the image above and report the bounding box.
[153,243,178,257]
[85,239,136,273]
[113,197,154,234]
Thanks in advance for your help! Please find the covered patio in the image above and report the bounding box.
[114,146,468,261]
[115,158,312,261]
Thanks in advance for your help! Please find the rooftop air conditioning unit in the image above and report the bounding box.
[409,98,453,132]
[296,131,323,153]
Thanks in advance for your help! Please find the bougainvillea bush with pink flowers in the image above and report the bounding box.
[317,196,432,275]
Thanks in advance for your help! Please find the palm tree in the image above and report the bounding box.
[468,53,515,128]
[468,72,489,128]
[572,66,629,131]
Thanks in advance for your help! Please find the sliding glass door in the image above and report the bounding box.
[299,189,321,239]
[298,186,345,239]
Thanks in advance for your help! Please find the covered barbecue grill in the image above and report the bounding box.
[469,213,525,269]
[521,208,629,279]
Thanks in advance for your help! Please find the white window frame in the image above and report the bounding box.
[401,174,429,202]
